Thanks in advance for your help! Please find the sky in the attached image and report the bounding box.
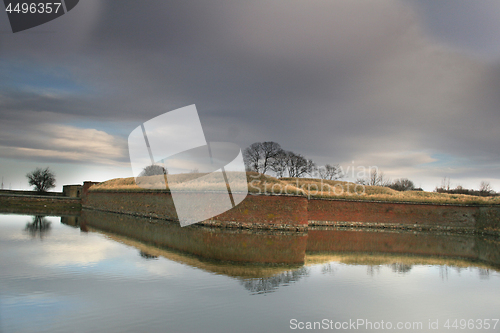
[0,0,499,191]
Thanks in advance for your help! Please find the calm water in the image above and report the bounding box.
[1,212,500,333]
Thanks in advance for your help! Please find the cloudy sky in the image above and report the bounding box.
[1,0,499,191]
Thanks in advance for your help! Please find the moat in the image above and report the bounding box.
[1,210,499,333]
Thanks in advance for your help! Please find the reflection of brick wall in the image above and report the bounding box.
[82,191,309,230]
[306,228,500,267]
[476,206,500,235]
[307,229,477,258]
[309,199,478,232]
[81,210,308,264]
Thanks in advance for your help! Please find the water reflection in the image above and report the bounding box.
[68,210,500,296]
[1,212,500,333]
[390,262,413,274]
[79,209,308,266]
[60,216,80,228]
[9,210,500,289]
[305,228,500,272]
[139,250,159,260]
[240,267,309,295]
[24,215,51,239]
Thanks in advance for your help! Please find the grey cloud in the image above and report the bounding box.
[0,0,499,186]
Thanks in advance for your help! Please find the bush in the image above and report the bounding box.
[389,178,415,191]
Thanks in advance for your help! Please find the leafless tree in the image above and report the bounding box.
[356,169,390,186]
[270,149,289,178]
[479,181,494,194]
[243,141,283,174]
[441,177,451,191]
[317,164,343,180]
[285,151,316,178]
[243,142,263,172]
[26,167,56,193]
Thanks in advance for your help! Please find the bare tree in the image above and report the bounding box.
[261,142,283,174]
[270,149,289,178]
[441,177,451,191]
[243,142,263,172]
[479,181,494,194]
[305,159,316,177]
[26,167,56,193]
[285,152,315,178]
[356,169,390,186]
[374,170,391,186]
[318,164,343,180]
[243,141,283,174]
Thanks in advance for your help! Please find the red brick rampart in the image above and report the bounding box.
[82,189,500,234]
[83,191,309,231]
[308,198,479,232]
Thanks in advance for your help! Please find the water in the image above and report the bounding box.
[1,212,500,333]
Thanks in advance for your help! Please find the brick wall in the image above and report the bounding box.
[82,189,499,234]
[83,191,309,230]
[308,198,478,232]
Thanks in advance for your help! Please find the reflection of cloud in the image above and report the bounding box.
[35,234,120,267]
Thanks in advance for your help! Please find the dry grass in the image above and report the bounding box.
[279,178,500,205]
[90,173,500,205]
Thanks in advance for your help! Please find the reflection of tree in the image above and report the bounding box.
[240,267,309,294]
[139,250,158,260]
[390,263,412,274]
[367,265,381,277]
[439,266,449,280]
[25,216,51,239]
[321,263,337,275]
[478,268,490,280]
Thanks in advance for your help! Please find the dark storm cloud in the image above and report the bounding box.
[408,0,500,56]
[0,0,499,187]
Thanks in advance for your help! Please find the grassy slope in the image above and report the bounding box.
[90,173,500,206]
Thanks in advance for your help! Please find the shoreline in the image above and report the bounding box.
[0,192,81,215]
[1,185,499,236]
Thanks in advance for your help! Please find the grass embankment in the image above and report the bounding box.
[90,173,500,206]
[279,178,500,205]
